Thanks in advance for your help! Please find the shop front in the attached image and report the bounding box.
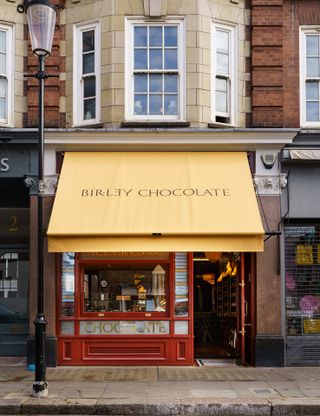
[48,152,264,365]
[281,146,320,366]
[0,143,36,355]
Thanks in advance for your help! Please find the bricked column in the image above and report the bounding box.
[24,0,66,128]
[251,0,284,127]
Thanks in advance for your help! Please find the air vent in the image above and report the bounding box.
[63,341,72,360]
[178,341,186,359]
[302,346,320,361]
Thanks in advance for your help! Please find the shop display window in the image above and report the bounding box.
[83,263,168,314]
[0,251,29,323]
[285,225,320,336]
[174,252,189,316]
[61,252,75,317]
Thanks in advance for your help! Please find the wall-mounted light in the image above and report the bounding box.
[261,153,277,169]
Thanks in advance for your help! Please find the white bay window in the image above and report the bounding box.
[0,25,13,126]
[125,19,185,121]
[73,21,100,126]
[212,23,236,125]
[300,28,320,126]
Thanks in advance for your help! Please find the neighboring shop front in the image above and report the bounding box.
[47,151,264,365]
[0,136,36,355]
[281,140,320,365]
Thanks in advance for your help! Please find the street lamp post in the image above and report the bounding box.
[19,0,56,398]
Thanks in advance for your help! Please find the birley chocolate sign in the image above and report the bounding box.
[81,188,231,198]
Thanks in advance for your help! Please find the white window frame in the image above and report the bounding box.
[125,17,186,122]
[0,24,14,127]
[73,21,101,126]
[300,26,320,128]
[211,21,237,126]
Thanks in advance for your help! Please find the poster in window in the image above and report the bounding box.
[295,245,313,265]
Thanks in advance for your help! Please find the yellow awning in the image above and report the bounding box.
[47,152,264,252]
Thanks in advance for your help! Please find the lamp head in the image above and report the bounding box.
[24,0,57,57]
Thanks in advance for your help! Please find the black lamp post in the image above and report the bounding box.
[19,0,56,398]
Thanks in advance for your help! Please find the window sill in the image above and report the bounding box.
[121,121,190,128]
[208,122,236,129]
[300,124,320,130]
[72,122,104,129]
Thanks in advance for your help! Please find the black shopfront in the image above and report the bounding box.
[281,133,320,366]
[0,132,37,355]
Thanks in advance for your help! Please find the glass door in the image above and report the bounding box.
[0,249,29,355]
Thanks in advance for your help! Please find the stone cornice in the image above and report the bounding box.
[39,128,298,152]
[1,127,298,150]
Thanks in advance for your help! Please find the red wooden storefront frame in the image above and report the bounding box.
[57,253,194,365]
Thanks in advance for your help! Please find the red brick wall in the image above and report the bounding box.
[251,0,284,127]
[251,0,320,128]
[24,0,66,128]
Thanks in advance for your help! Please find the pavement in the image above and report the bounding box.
[0,357,320,415]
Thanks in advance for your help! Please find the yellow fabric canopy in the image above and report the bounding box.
[47,152,264,252]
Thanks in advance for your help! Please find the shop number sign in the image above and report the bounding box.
[80,320,169,335]
[0,208,29,237]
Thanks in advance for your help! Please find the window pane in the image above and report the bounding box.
[164,26,177,47]
[0,78,6,98]
[284,226,320,338]
[83,52,94,74]
[217,52,229,75]
[306,35,319,56]
[134,26,147,47]
[0,31,6,53]
[0,252,29,323]
[0,53,6,74]
[150,74,162,92]
[134,74,147,92]
[164,74,178,92]
[84,77,95,98]
[164,95,178,115]
[306,102,319,122]
[174,253,188,317]
[307,57,320,77]
[83,264,168,313]
[216,90,227,113]
[84,98,96,120]
[83,30,94,52]
[164,49,177,69]
[134,49,147,69]
[149,94,162,114]
[306,81,319,100]
[216,77,227,92]
[61,253,75,317]
[174,321,188,334]
[216,29,229,53]
[149,27,162,47]
[149,49,162,69]
[0,98,6,120]
[61,321,74,335]
[134,94,147,114]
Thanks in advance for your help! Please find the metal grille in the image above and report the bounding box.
[284,225,320,338]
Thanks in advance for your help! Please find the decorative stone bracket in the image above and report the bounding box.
[253,174,287,196]
[24,174,59,196]
[143,0,166,18]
